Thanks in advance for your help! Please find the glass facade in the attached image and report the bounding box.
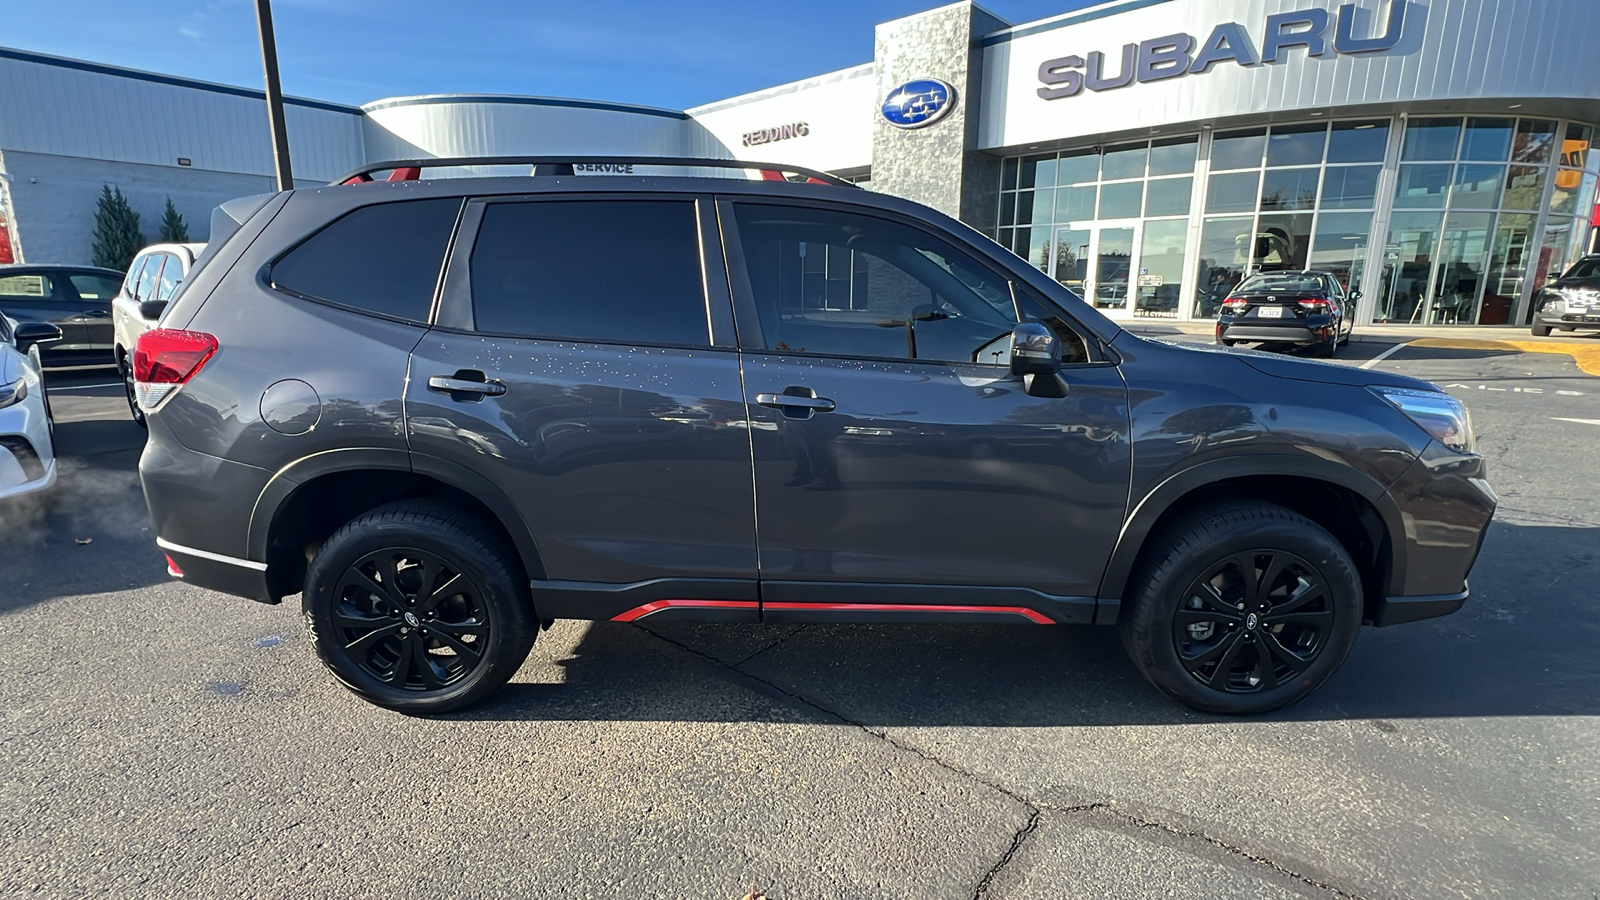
[997,114,1600,327]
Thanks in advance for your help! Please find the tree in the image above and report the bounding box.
[157,197,190,243]
[91,185,144,272]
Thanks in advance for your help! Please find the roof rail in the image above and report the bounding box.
[332,156,856,188]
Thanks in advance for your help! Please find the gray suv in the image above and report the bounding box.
[137,158,1495,716]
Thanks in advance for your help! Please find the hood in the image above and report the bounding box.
[1143,337,1439,391]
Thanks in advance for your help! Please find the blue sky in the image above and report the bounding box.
[0,0,1099,109]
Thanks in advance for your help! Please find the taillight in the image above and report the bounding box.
[1222,296,1249,312]
[133,328,217,411]
[1297,298,1333,313]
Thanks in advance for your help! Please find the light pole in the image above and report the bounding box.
[254,0,294,191]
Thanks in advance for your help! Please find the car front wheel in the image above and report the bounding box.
[303,500,536,714]
[1119,503,1362,714]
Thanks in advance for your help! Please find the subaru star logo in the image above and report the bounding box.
[881,79,954,129]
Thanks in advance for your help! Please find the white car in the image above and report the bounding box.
[112,242,204,426]
[0,314,61,500]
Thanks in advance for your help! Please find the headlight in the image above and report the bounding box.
[0,378,25,411]
[1556,287,1600,310]
[1371,386,1475,454]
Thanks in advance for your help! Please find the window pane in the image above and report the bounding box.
[1148,137,1198,176]
[1057,150,1099,186]
[1566,123,1600,172]
[1101,142,1149,180]
[1321,165,1381,209]
[1502,165,1547,210]
[1055,185,1097,222]
[1450,164,1505,209]
[1461,117,1514,161]
[999,192,1016,226]
[471,200,707,344]
[1135,219,1187,318]
[1144,176,1193,216]
[1393,163,1453,208]
[67,274,123,300]
[1001,157,1019,191]
[1260,168,1320,210]
[1026,227,1052,272]
[1550,168,1597,216]
[1428,212,1493,324]
[1098,182,1144,219]
[1023,189,1053,225]
[1327,120,1389,163]
[1309,211,1376,296]
[1376,211,1443,322]
[732,203,1022,364]
[1015,191,1035,226]
[1255,213,1313,271]
[1532,217,1584,312]
[1402,117,1462,161]
[1266,123,1327,167]
[0,273,51,300]
[273,198,460,322]
[1194,216,1255,317]
[1481,213,1534,325]
[1017,154,1056,189]
[1211,129,1266,170]
[135,256,162,303]
[1206,171,1261,213]
[1513,119,1557,165]
[153,255,182,303]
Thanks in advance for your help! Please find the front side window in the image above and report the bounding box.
[468,199,708,345]
[733,203,1087,365]
[68,273,123,301]
[272,198,461,322]
[152,254,182,302]
[135,256,164,303]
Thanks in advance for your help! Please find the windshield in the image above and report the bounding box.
[1237,272,1325,293]
[1562,258,1600,280]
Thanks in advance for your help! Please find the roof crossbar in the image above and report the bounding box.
[333,156,855,188]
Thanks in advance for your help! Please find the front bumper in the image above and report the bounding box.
[0,384,56,501]
[1380,441,1496,611]
[1534,309,1600,328]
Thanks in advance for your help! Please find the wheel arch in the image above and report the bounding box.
[1098,455,1407,624]
[249,449,545,602]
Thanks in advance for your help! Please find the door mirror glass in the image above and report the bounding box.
[13,320,63,352]
[1008,321,1061,376]
[1349,289,1363,301]
[139,299,168,320]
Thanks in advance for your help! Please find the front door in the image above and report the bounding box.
[723,199,1131,622]
[405,194,759,622]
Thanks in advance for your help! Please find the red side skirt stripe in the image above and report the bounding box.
[611,600,760,622]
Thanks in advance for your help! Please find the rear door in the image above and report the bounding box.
[721,198,1132,622]
[404,193,759,622]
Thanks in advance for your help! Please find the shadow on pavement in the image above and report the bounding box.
[462,517,1598,727]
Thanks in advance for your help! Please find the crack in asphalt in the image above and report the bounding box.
[971,807,1039,900]
[639,625,1368,898]
[730,626,811,668]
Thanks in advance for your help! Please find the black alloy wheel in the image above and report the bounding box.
[123,359,146,427]
[304,500,535,714]
[331,548,489,692]
[1172,550,1332,693]
[1119,503,1361,714]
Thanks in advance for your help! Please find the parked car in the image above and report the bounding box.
[0,264,124,368]
[113,242,205,425]
[136,157,1494,717]
[1531,254,1600,336]
[0,313,62,500]
[1216,270,1356,356]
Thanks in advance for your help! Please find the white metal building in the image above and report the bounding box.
[3,0,1598,328]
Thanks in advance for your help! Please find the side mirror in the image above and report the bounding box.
[139,299,168,320]
[1008,321,1061,377]
[13,321,63,353]
[1349,289,1363,301]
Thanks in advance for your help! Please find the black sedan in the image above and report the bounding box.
[1215,270,1356,357]
[0,264,125,368]
[1531,254,1600,336]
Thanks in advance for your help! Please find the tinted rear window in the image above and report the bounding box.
[469,199,708,345]
[1237,273,1326,293]
[272,198,461,322]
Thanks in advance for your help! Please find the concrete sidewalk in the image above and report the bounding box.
[1123,320,1600,345]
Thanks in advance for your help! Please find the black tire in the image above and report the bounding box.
[121,356,146,428]
[1313,336,1337,358]
[303,500,536,714]
[1118,503,1362,715]
[1531,323,1553,336]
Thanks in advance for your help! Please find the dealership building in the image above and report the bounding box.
[3,0,1599,327]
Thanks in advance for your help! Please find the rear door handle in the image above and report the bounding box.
[755,387,835,418]
[428,375,507,397]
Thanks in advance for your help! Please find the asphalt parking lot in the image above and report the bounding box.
[3,338,1598,900]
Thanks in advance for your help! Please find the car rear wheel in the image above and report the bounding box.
[303,500,536,715]
[121,357,146,427]
[1118,503,1361,714]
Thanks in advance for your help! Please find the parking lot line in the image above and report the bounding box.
[1359,341,1410,369]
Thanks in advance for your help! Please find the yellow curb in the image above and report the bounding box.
[1407,338,1600,377]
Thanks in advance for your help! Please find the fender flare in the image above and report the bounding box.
[1097,453,1409,604]
[247,447,544,581]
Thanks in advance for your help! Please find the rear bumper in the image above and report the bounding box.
[1372,588,1468,626]
[1218,323,1330,344]
[157,538,274,603]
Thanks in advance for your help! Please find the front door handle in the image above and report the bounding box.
[756,386,836,419]
[428,374,507,398]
